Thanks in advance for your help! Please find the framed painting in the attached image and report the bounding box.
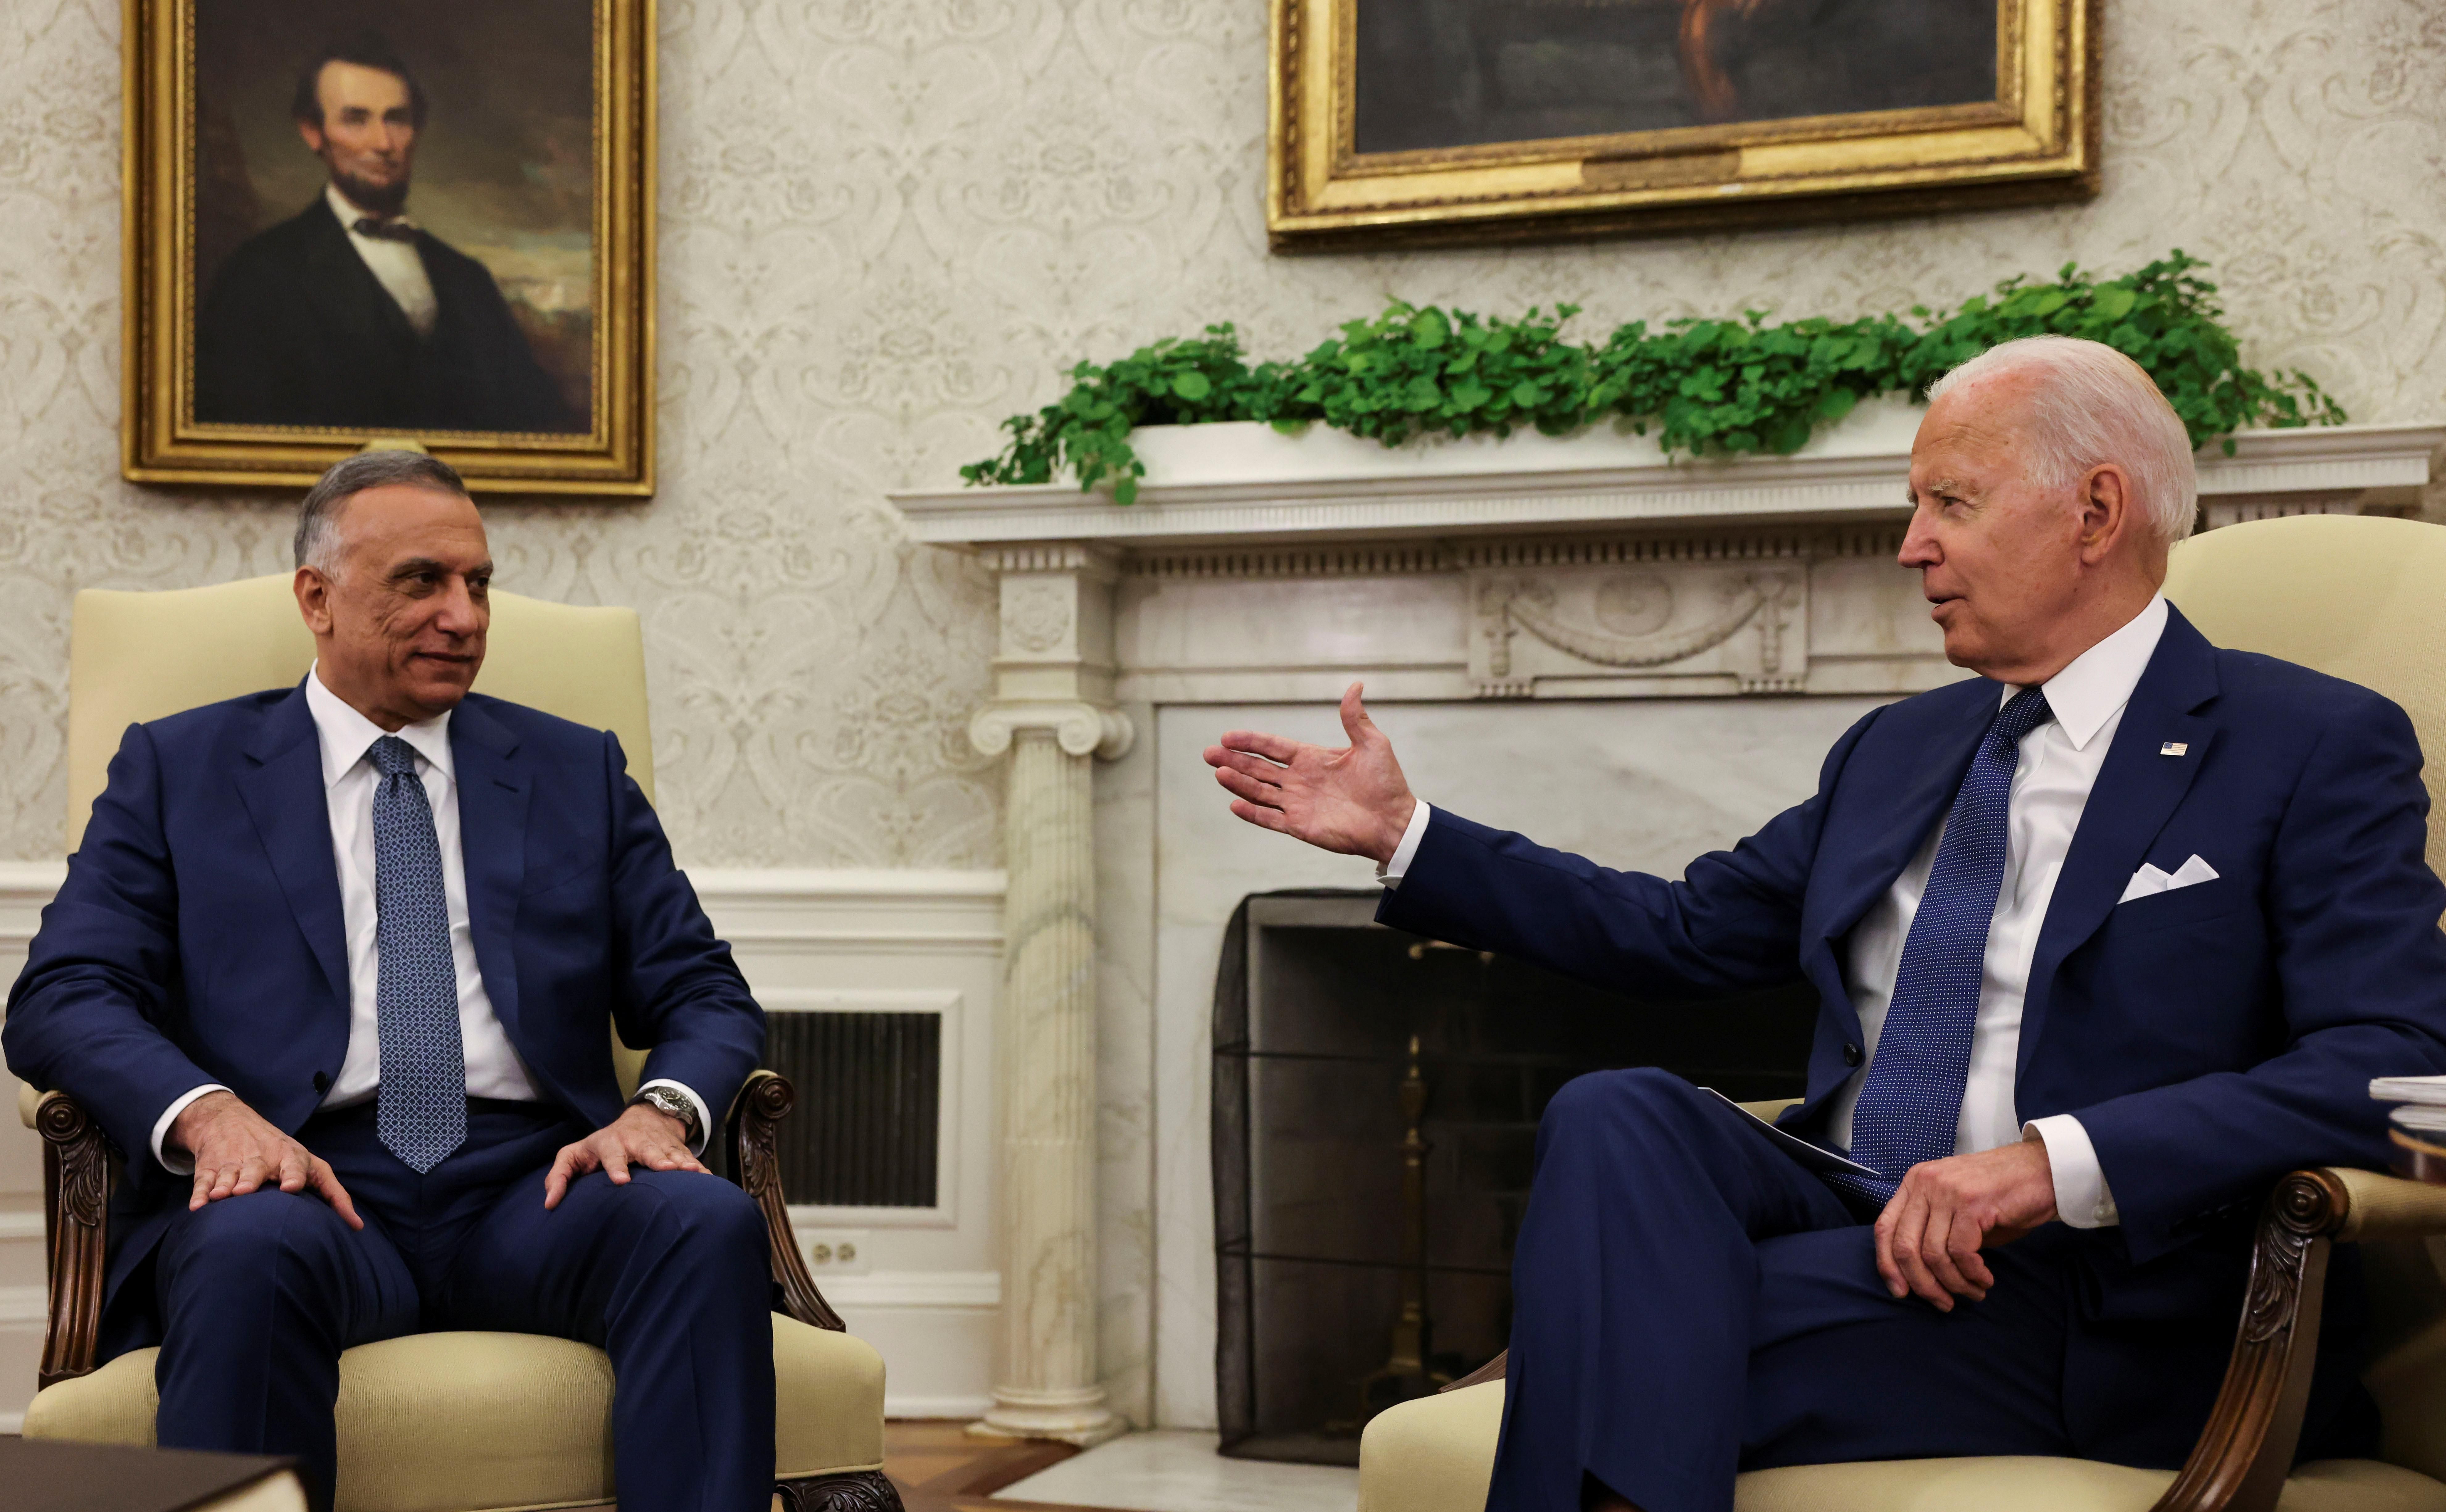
[1267,0,2098,251]
[123,0,654,495]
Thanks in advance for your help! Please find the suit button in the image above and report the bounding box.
[313,1071,331,1094]
[1842,1043,1864,1067]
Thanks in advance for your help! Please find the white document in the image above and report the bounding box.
[2118,853,2220,905]
[1702,1087,1883,1178]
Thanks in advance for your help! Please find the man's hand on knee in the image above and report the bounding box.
[543,1101,709,1210]
[169,1090,363,1230]
[1873,1138,2057,1312]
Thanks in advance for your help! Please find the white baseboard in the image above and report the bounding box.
[0,1410,20,1432]
[0,1213,42,1242]
[820,1271,1000,1309]
[885,1396,993,1421]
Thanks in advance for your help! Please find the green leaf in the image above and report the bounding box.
[1171,371,1212,401]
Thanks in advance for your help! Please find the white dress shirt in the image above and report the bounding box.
[1380,595,2172,1230]
[151,667,709,1168]
[328,184,439,339]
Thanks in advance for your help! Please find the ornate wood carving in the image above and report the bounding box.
[37,1091,113,1389]
[2147,1169,2350,1512]
[728,1070,848,1332]
[775,1470,906,1512]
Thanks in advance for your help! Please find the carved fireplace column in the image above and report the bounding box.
[968,545,1130,1446]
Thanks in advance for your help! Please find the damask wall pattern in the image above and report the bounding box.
[0,0,2440,866]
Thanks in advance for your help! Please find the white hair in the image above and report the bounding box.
[1925,335,2199,549]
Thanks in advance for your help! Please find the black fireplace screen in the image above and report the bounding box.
[1211,890,1817,1465]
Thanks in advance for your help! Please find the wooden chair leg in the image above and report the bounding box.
[775,1469,906,1511]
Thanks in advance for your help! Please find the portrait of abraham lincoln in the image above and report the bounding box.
[190,0,595,437]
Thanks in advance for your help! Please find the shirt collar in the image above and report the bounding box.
[326,183,414,239]
[303,663,455,790]
[2004,593,2169,751]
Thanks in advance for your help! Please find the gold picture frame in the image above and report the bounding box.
[1267,0,2098,251]
[123,0,655,495]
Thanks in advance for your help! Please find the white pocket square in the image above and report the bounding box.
[2119,853,2220,905]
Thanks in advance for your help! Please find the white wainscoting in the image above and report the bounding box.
[0,862,1006,1426]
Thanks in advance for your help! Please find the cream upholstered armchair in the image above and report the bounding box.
[1358,514,2446,1512]
[16,573,902,1512]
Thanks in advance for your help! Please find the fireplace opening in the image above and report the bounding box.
[1211,890,1818,1465]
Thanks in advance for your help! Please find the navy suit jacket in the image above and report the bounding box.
[2,683,765,1305]
[1380,608,2446,1277]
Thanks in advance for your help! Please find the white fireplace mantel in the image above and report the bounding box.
[894,404,2445,549]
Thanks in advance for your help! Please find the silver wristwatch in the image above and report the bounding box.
[629,1084,701,1145]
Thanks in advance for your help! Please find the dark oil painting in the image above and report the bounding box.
[192,0,595,435]
[1354,0,2000,155]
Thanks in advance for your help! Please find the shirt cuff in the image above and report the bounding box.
[639,1078,713,1156]
[153,1083,233,1175]
[1377,800,1433,887]
[2024,1114,2119,1229]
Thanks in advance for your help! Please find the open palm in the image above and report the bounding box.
[1204,683,1417,864]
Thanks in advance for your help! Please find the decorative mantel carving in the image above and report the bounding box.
[1472,564,1804,697]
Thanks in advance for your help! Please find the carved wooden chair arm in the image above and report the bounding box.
[32,1088,113,1389]
[2153,1165,2446,1512]
[725,1069,847,1332]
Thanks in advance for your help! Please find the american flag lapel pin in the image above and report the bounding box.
[2160,742,2189,757]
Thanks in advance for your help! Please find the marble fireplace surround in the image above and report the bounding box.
[888,403,2444,1435]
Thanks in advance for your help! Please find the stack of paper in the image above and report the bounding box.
[2370,1076,2446,1132]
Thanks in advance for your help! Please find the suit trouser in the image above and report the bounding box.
[1488,1068,2231,1512]
[146,1099,776,1511]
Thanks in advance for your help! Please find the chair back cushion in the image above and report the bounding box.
[2165,514,2446,1474]
[66,572,659,1094]
[2162,514,2446,882]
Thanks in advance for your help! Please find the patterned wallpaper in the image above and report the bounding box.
[0,0,2439,866]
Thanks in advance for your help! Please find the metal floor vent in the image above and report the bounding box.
[764,1010,942,1208]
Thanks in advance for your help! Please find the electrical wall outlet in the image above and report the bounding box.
[800,1229,871,1275]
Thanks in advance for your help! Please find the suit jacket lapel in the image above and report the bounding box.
[449,699,529,1038]
[235,684,349,1011]
[2018,608,2221,1078]
[1816,682,2000,957]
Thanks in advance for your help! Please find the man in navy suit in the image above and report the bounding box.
[5,452,770,1507]
[1204,336,2446,1511]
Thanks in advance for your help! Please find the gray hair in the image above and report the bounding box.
[294,451,469,575]
[1926,335,2200,549]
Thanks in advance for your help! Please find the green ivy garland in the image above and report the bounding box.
[960,253,2344,505]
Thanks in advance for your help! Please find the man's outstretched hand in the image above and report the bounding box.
[1874,1137,2058,1311]
[169,1089,364,1230]
[1205,683,1417,865]
[543,1100,708,1210]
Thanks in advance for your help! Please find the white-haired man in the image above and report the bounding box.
[1204,336,2446,1511]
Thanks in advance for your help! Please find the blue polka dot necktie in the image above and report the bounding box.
[368,735,467,1173]
[1824,686,2054,1208]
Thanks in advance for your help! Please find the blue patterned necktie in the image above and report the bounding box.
[1824,686,2054,1208]
[368,735,467,1173]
